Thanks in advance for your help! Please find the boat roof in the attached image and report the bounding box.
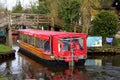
[19,29,87,40]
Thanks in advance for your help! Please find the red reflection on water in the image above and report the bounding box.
[0,51,88,80]
[52,68,87,80]
[19,53,88,80]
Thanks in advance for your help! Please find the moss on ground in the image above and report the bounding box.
[0,44,12,52]
[0,76,7,80]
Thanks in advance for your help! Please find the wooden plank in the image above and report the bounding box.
[0,13,54,27]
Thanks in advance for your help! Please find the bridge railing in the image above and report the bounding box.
[0,15,9,27]
[0,13,54,27]
[11,13,53,26]
[11,13,24,25]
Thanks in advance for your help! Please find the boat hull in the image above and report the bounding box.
[19,47,85,66]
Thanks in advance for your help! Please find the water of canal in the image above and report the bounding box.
[0,45,120,80]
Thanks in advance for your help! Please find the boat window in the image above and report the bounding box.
[39,40,45,49]
[72,38,84,50]
[19,33,22,40]
[36,38,41,48]
[36,38,44,49]
[58,38,84,52]
[44,40,50,52]
[58,38,70,52]
[23,34,28,43]
[28,36,34,46]
[36,38,50,52]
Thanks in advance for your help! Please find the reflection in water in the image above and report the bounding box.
[0,61,12,79]
[19,53,88,80]
[0,45,120,80]
[85,59,102,66]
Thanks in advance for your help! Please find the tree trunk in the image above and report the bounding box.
[81,1,91,33]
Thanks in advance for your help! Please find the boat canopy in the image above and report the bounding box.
[19,29,87,40]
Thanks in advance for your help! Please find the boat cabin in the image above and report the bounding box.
[18,29,87,62]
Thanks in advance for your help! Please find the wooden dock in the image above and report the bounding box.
[87,47,120,55]
[0,50,15,60]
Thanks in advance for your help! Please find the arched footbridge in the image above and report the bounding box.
[0,13,54,47]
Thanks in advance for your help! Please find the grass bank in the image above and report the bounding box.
[0,44,12,52]
[0,76,7,80]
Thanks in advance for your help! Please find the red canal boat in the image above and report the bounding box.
[17,29,87,65]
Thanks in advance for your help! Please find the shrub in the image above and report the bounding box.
[113,38,120,46]
[91,11,118,40]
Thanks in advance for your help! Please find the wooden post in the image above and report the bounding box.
[7,15,12,47]
[51,17,54,31]
[74,22,77,32]
[69,48,74,67]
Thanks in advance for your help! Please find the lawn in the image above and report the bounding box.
[0,76,7,80]
[0,44,12,52]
